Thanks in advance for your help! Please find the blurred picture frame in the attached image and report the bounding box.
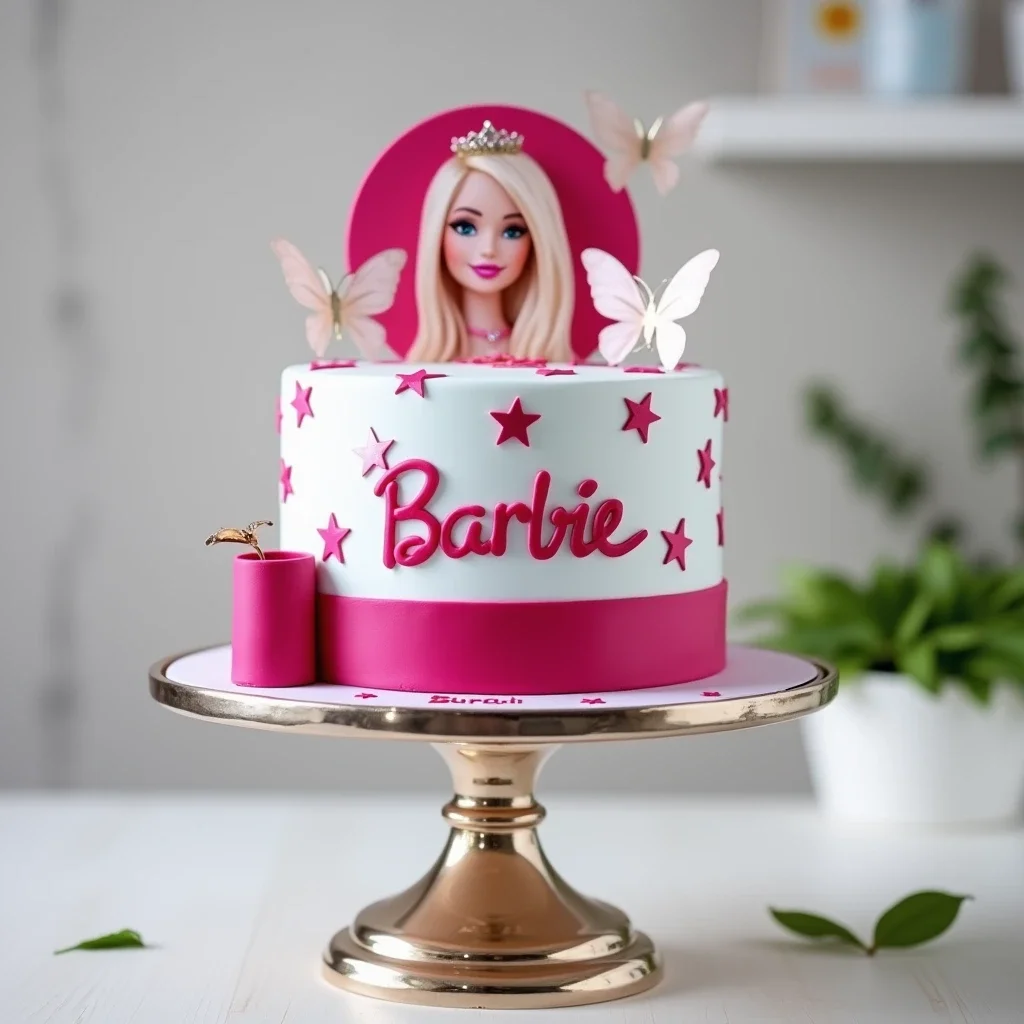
[761,0,868,93]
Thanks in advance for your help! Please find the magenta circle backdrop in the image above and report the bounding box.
[345,104,640,361]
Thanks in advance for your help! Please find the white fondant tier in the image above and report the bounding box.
[277,360,725,603]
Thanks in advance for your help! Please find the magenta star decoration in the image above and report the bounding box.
[353,427,394,477]
[714,387,729,420]
[624,365,664,374]
[290,381,314,427]
[717,508,724,546]
[661,518,693,570]
[279,459,294,502]
[275,396,282,435]
[702,691,721,698]
[353,692,377,699]
[622,392,661,444]
[580,697,606,704]
[317,512,351,563]
[697,440,716,489]
[395,368,446,397]
[490,396,541,446]
[536,367,577,377]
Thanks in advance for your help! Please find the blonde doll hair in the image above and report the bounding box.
[407,152,575,362]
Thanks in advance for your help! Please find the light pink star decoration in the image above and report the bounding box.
[353,428,394,477]
[290,381,314,427]
[536,367,576,376]
[317,512,351,563]
[697,440,716,489]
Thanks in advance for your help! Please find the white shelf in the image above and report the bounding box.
[694,96,1024,162]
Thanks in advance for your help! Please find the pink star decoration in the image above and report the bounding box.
[395,368,447,397]
[661,518,693,570]
[279,459,294,502]
[622,392,661,444]
[536,367,577,376]
[702,691,721,698]
[310,359,357,370]
[317,512,351,563]
[353,427,394,477]
[717,508,724,546]
[463,353,546,368]
[624,365,664,374]
[275,396,282,435]
[581,697,606,705]
[697,440,716,489]
[290,380,314,427]
[490,396,541,446]
[354,692,377,699]
[714,387,729,420]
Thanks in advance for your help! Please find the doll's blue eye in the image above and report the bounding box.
[449,220,476,236]
[503,224,527,240]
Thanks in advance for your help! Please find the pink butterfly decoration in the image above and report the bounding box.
[584,91,708,196]
[270,239,407,359]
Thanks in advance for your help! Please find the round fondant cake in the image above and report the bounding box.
[238,95,727,694]
[278,359,726,694]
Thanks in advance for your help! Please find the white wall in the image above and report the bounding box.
[1,0,1022,793]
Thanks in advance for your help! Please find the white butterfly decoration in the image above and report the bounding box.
[270,239,407,359]
[580,247,720,371]
[584,91,708,196]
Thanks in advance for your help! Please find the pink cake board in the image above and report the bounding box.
[165,644,821,712]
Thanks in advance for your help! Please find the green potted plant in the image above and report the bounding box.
[740,254,1024,826]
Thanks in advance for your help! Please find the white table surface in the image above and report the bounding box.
[2,793,1022,1023]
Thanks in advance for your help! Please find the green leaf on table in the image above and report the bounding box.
[871,891,972,951]
[768,909,868,952]
[54,929,147,955]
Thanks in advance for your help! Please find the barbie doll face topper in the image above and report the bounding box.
[346,105,640,363]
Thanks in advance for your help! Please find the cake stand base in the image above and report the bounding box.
[321,743,657,1009]
[150,643,836,1010]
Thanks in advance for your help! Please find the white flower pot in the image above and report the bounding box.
[801,672,1024,827]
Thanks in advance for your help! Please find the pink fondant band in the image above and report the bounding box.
[317,580,727,695]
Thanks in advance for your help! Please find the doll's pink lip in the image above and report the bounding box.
[471,264,504,279]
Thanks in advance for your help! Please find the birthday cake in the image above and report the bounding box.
[234,95,727,695]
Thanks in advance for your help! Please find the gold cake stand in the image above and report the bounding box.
[149,644,836,1011]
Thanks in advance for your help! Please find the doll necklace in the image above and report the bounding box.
[467,325,511,344]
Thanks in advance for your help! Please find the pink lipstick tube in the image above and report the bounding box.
[231,551,316,687]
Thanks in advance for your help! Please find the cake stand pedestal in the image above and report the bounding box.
[149,644,836,1011]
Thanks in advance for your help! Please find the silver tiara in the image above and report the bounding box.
[451,120,524,157]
